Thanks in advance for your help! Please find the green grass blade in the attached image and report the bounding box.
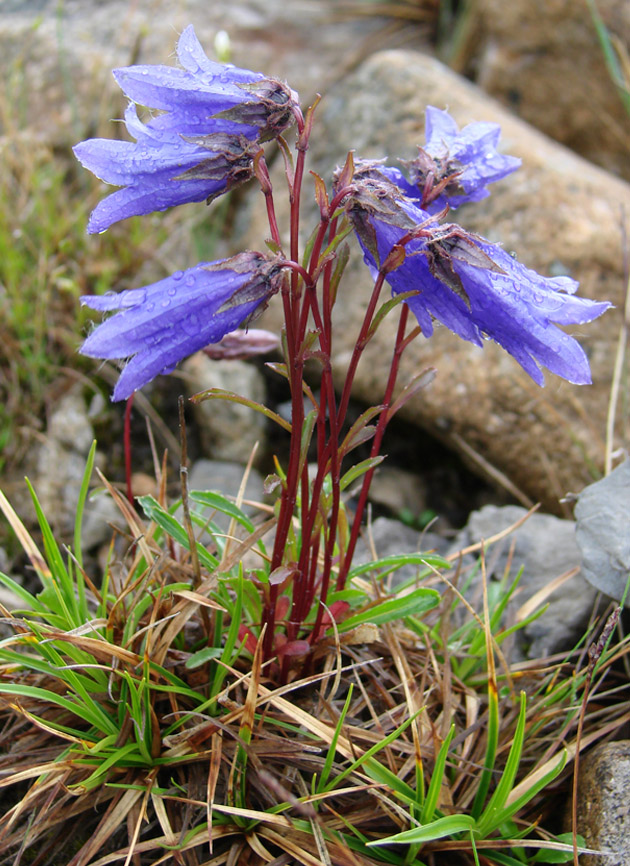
[421,723,455,824]
[25,478,79,626]
[73,439,97,600]
[138,495,218,570]
[316,686,354,794]
[477,691,528,835]
[0,683,117,734]
[321,712,420,805]
[347,553,449,581]
[211,568,244,701]
[335,587,440,633]
[367,813,477,846]
[487,751,568,832]
[0,572,46,612]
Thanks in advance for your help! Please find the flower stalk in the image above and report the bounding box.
[75,25,610,670]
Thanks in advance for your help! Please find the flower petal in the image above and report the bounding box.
[80,254,283,400]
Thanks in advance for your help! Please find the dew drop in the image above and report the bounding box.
[122,290,145,307]
[172,270,184,281]
[182,313,199,336]
[167,286,177,297]
[185,274,196,286]
[145,302,155,312]
[161,298,171,308]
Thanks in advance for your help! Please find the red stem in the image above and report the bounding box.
[336,303,410,591]
[124,395,135,506]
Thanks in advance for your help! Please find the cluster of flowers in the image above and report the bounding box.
[75,25,608,401]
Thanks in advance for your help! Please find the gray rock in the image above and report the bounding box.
[81,488,123,551]
[451,505,600,659]
[182,354,267,465]
[35,390,94,537]
[570,740,630,865]
[575,460,630,606]
[31,389,123,550]
[367,466,429,520]
[47,390,93,455]
[247,49,625,513]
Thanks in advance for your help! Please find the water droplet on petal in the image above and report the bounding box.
[185,274,196,286]
[172,270,184,281]
[161,298,171,308]
[182,313,200,336]
[146,302,155,312]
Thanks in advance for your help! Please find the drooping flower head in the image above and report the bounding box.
[80,253,285,401]
[339,161,610,386]
[74,25,299,233]
[381,106,521,214]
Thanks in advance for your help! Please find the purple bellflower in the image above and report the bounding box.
[381,105,521,214]
[342,164,610,386]
[80,252,285,401]
[73,25,298,233]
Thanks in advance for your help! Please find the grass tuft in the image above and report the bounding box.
[0,452,627,864]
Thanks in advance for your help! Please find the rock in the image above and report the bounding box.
[575,460,630,606]
[451,505,600,659]
[182,354,268,465]
[81,486,122,551]
[457,0,630,180]
[570,740,630,865]
[28,388,123,550]
[247,49,626,513]
[130,472,159,499]
[35,389,94,536]
[367,465,429,519]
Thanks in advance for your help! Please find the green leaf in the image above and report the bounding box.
[339,456,385,491]
[0,683,117,734]
[190,387,291,432]
[185,647,224,669]
[188,491,256,533]
[347,552,449,581]
[138,495,218,570]
[368,813,477,845]
[421,724,455,824]
[477,691,527,835]
[335,587,440,633]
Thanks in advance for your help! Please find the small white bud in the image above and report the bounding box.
[214,30,231,63]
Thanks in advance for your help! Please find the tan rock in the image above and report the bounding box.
[569,741,630,865]
[457,0,630,180]
[247,50,628,513]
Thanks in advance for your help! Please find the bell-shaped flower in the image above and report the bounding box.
[344,180,609,386]
[381,106,521,214]
[74,25,299,233]
[80,252,285,401]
